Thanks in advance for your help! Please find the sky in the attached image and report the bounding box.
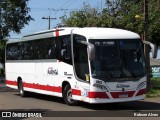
[9,0,106,39]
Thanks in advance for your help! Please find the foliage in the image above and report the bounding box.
[60,0,160,46]
[0,68,4,77]
[118,0,160,45]
[151,77,160,88]
[0,0,33,38]
[60,3,101,27]
[146,88,160,98]
[146,77,160,97]
[151,78,160,81]
[0,39,7,69]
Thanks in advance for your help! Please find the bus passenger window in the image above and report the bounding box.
[58,35,72,65]
[48,46,55,59]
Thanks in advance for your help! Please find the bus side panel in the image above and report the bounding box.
[5,61,36,89]
[6,60,91,102]
[42,60,61,97]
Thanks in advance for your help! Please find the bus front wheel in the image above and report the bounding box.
[63,84,78,106]
[18,80,26,97]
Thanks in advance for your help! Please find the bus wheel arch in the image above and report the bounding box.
[17,77,26,97]
[62,81,78,106]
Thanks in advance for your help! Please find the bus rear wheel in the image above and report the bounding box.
[63,84,78,106]
[18,80,26,97]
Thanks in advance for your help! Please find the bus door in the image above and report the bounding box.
[71,31,90,101]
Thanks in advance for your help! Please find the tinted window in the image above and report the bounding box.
[6,35,72,65]
[6,37,57,60]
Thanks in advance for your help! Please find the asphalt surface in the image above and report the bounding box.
[0,82,160,120]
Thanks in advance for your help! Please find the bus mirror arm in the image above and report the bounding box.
[79,41,95,60]
[143,41,157,58]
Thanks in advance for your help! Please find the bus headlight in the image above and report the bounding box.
[137,81,146,90]
[93,84,108,92]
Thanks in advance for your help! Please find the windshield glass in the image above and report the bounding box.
[90,39,145,80]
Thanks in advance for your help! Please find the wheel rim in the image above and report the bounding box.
[19,82,23,95]
[67,89,73,102]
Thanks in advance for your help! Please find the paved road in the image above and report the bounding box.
[0,83,160,120]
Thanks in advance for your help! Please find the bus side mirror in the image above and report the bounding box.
[78,40,95,60]
[143,41,157,58]
[88,43,95,61]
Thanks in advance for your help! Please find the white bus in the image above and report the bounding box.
[5,27,157,105]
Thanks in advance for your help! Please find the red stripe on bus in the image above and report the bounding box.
[56,29,59,36]
[88,92,109,98]
[6,80,62,93]
[110,91,135,98]
[6,80,142,99]
[6,80,81,95]
[6,80,17,86]
[72,89,81,96]
[136,89,146,96]
[23,83,62,93]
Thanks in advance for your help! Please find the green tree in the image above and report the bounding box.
[0,0,33,38]
[60,3,101,27]
[117,0,160,45]
[0,39,7,76]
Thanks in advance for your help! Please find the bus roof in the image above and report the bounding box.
[73,27,140,40]
[7,27,140,43]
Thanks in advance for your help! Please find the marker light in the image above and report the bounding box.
[93,84,108,92]
[137,81,146,90]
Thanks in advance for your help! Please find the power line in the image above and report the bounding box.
[56,0,76,10]
[64,0,76,8]
[30,19,44,32]
[58,0,72,9]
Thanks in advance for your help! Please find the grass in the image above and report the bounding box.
[146,88,160,98]
[151,77,160,88]
[146,77,160,98]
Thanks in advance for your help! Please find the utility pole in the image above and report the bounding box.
[144,0,150,91]
[42,15,56,30]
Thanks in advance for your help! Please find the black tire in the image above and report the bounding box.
[63,84,78,106]
[18,80,27,97]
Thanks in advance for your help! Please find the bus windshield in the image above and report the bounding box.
[90,39,145,80]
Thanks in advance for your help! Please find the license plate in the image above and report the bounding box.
[119,94,128,98]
